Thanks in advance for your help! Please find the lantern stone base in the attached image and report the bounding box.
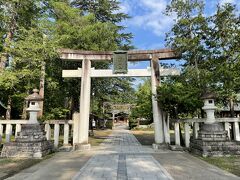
[1,124,53,158]
[190,123,240,157]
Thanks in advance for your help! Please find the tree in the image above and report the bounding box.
[0,0,134,120]
[130,79,152,121]
[0,0,46,118]
[71,0,133,49]
[157,76,202,119]
[163,0,240,118]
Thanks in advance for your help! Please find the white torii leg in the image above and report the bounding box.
[151,57,164,144]
[78,59,91,145]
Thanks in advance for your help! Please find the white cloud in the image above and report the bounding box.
[118,1,131,14]
[121,0,175,37]
[219,0,236,5]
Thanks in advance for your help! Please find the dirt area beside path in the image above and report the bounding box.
[131,129,240,178]
[0,153,54,180]
[0,129,111,179]
[131,130,155,145]
[89,129,112,146]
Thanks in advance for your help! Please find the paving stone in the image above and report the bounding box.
[9,123,239,180]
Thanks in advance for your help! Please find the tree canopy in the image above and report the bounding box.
[158,0,240,118]
[0,0,134,119]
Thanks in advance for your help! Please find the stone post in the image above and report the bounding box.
[54,123,60,148]
[193,122,199,139]
[233,122,240,141]
[163,113,170,144]
[5,124,12,142]
[224,122,230,139]
[174,122,180,146]
[64,123,69,145]
[15,124,21,137]
[45,123,51,140]
[184,123,190,148]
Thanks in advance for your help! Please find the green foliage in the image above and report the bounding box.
[43,108,70,120]
[0,0,133,119]
[130,79,152,121]
[71,0,133,49]
[157,79,202,118]
[163,0,240,118]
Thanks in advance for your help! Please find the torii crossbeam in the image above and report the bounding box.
[60,48,180,150]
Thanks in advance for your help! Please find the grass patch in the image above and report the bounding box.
[89,129,112,146]
[0,153,55,180]
[132,127,154,131]
[199,156,240,177]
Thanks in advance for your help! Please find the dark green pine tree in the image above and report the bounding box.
[71,0,133,50]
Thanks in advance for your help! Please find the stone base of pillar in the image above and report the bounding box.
[59,145,73,152]
[73,143,91,151]
[1,124,54,158]
[152,143,169,150]
[190,123,240,157]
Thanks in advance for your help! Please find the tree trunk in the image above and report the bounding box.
[0,53,8,70]
[6,96,11,120]
[38,62,45,117]
[21,100,28,119]
[229,98,235,117]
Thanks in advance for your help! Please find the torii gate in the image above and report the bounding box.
[60,48,179,149]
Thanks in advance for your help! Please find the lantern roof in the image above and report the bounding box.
[25,89,43,101]
[201,91,216,100]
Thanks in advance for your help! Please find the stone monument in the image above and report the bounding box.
[1,89,53,158]
[190,91,240,157]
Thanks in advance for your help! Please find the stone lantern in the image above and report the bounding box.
[200,91,225,133]
[25,89,43,124]
[190,91,235,157]
[1,89,53,158]
[201,92,217,124]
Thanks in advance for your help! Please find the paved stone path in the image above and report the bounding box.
[73,124,173,180]
[6,123,240,180]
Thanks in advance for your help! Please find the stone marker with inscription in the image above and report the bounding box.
[113,51,128,74]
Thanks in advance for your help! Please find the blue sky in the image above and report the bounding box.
[119,0,239,50]
[118,0,239,86]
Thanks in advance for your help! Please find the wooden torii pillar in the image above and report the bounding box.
[60,49,179,149]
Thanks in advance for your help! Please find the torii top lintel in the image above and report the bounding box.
[59,48,179,61]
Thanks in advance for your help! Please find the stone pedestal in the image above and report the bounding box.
[190,123,240,157]
[1,124,53,158]
[73,143,91,151]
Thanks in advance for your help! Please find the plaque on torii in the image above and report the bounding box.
[113,51,128,74]
[60,48,180,149]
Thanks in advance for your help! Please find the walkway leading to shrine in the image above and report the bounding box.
[6,123,240,180]
[72,123,172,180]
